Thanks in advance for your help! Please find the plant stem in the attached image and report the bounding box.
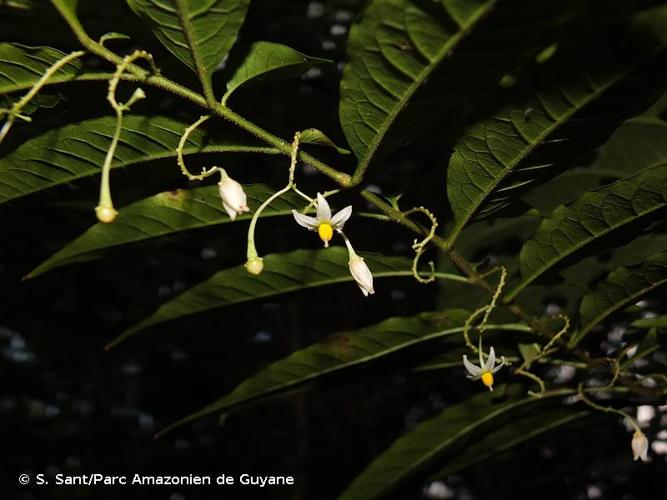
[46,4,595,365]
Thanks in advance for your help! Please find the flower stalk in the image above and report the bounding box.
[96,50,156,223]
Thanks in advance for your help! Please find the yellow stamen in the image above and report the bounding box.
[318,223,333,246]
[481,371,494,391]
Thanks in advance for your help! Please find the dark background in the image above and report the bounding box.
[1,1,666,499]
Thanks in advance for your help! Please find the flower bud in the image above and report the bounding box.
[218,175,249,220]
[632,430,648,462]
[245,256,264,275]
[95,205,118,224]
[349,254,374,297]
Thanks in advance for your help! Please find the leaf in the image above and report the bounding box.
[0,43,83,96]
[621,328,660,369]
[221,41,330,103]
[589,117,667,178]
[0,115,276,205]
[517,343,541,369]
[300,128,350,155]
[157,310,471,435]
[508,165,667,301]
[446,17,667,242]
[127,0,250,98]
[338,386,572,500]
[339,0,577,170]
[110,248,417,347]
[27,185,305,278]
[428,407,590,479]
[632,315,667,329]
[573,252,667,345]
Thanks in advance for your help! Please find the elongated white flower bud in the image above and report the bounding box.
[349,254,374,297]
[218,174,249,220]
[632,430,649,462]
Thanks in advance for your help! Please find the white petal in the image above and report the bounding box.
[462,355,482,376]
[484,347,496,371]
[632,432,649,462]
[490,363,504,374]
[349,255,374,296]
[331,205,352,229]
[223,201,237,220]
[292,210,319,230]
[316,193,332,221]
[218,177,247,212]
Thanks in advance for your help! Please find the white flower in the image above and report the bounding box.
[462,347,504,391]
[343,236,374,296]
[349,254,374,296]
[218,173,249,220]
[632,430,649,462]
[292,193,352,247]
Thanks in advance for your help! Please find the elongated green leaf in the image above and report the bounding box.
[632,315,667,329]
[0,43,137,101]
[338,386,572,500]
[221,41,330,103]
[429,407,589,479]
[447,21,667,242]
[111,248,418,347]
[27,185,305,278]
[0,115,276,205]
[508,165,667,301]
[127,0,250,97]
[339,0,575,169]
[158,310,473,435]
[300,128,350,155]
[0,43,82,95]
[621,328,661,370]
[573,252,667,345]
[590,117,667,177]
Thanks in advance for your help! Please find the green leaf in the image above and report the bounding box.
[27,185,305,278]
[157,310,471,435]
[300,128,350,155]
[0,43,83,96]
[621,328,660,370]
[338,386,572,500]
[590,117,667,178]
[446,20,667,242]
[110,248,417,347]
[429,407,589,479]
[508,165,667,301]
[339,0,576,170]
[221,41,330,103]
[632,315,667,329]
[518,343,541,369]
[0,115,276,205]
[573,252,667,345]
[127,0,250,98]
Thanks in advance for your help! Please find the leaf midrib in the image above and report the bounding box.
[159,320,483,434]
[0,143,278,204]
[576,272,667,342]
[0,72,136,94]
[447,60,642,246]
[345,389,574,499]
[356,0,497,172]
[174,0,214,101]
[506,192,667,301]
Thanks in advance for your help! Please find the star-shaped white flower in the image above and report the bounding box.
[463,346,504,391]
[292,193,352,247]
